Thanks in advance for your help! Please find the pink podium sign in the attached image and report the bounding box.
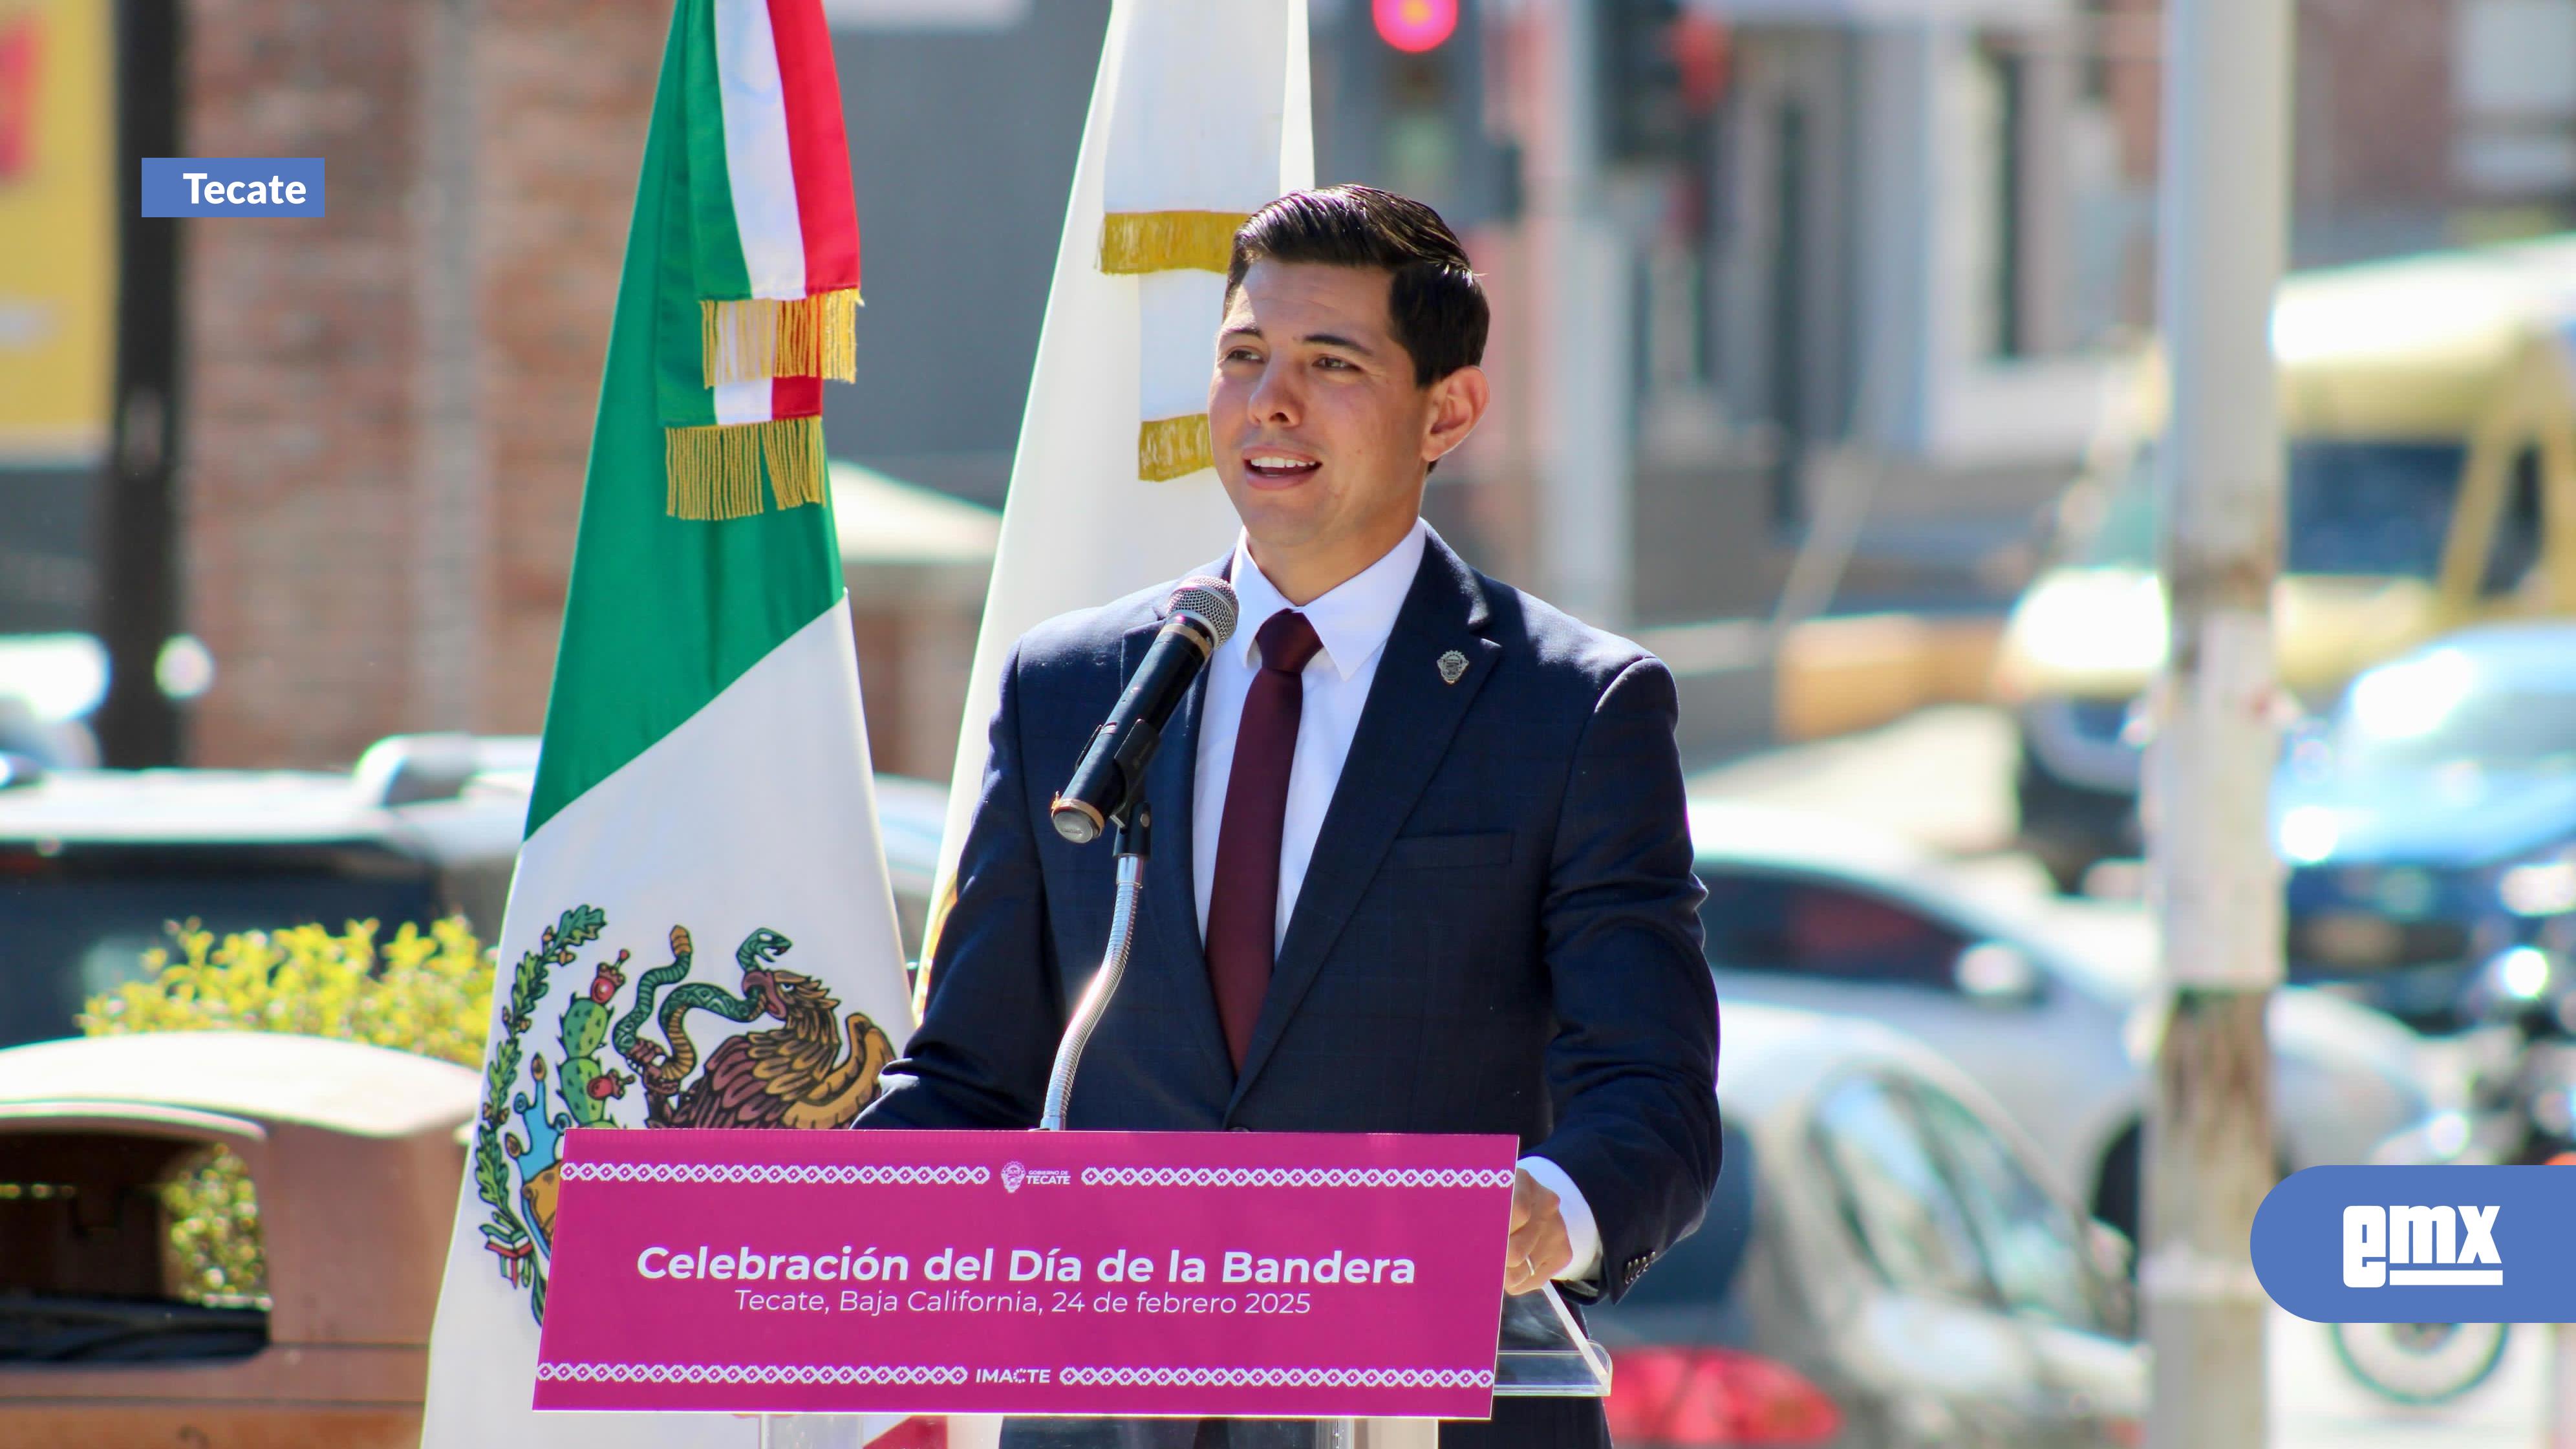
[533,1128,1518,1419]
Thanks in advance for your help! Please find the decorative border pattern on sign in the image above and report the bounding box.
[537,1363,974,1386]
[559,1163,991,1186]
[1078,1167,1517,1190]
[1056,1366,1496,1390]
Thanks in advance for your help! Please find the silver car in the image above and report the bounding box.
[1691,802,2434,1249]
[1587,1001,2143,1448]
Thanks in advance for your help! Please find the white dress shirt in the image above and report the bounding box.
[1188,518,1602,1283]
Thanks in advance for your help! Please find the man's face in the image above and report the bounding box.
[1208,261,1471,564]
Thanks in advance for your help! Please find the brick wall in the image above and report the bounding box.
[2295,0,2455,215]
[182,0,662,767]
[473,0,661,731]
[2093,0,2462,275]
[184,0,427,766]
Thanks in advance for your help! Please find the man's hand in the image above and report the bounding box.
[1505,1166,1572,1296]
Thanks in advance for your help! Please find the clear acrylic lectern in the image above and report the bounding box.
[755,1281,1611,1449]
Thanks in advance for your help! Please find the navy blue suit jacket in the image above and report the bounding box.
[862,534,1721,1444]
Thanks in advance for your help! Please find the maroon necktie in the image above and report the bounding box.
[1204,608,1323,1069]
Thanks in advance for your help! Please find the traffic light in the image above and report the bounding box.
[1599,0,1727,164]
[1374,0,1458,54]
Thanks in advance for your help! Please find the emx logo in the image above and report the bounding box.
[2256,1166,2571,1322]
[2343,1205,2501,1287]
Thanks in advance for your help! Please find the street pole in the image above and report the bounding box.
[92,0,186,767]
[2141,0,2291,1444]
[2552,1323,2576,1449]
[1526,0,1633,629]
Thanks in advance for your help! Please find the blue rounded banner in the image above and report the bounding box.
[140,158,325,217]
[2254,1166,2576,1322]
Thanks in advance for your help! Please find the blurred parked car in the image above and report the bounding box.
[0,734,956,1052]
[0,735,530,1049]
[1589,1002,2141,1449]
[0,1032,476,1448]
[2276,622,2576,1032]
[1995,235,2576,891]
[1691,802,2433,1248]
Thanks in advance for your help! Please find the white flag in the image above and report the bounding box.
[919,0,1313,987]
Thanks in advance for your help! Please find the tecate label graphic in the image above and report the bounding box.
[2253,1166,2575,1321]
[140,158,325,217]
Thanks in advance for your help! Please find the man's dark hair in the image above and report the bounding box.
[1225,184,1488,388]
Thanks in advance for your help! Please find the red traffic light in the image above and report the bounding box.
[1374,0,1459,54]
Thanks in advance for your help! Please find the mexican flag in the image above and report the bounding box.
[919,0,1312,995]
[420,2,918,1444]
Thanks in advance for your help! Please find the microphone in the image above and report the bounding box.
[1051,576,1240,844]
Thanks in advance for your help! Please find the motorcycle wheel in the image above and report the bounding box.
[2327,1321,2510,1406]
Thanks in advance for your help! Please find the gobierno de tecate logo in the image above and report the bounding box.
[2252,1166,2570,1321]
[140,158,325,217]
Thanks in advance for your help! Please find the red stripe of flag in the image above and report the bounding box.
[767,0,861,294]
[869,1417,949,1449]
[772,374,825,420]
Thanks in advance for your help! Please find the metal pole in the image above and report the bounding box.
[2141,0,2291,1444]
[93,0,186,766]
[1527,0,1631,628]
[2553,1322,2576,1449]
[1040,804,1151,1132]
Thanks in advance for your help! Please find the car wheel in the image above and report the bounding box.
[2329,1321,2510,1406]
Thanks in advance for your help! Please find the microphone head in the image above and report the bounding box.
[1165,575,1239,648]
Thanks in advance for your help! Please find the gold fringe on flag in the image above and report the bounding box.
[1099,211,1250,275]
[665,416,828,520]
[762,413,828,511]
[699,290,862,387]
[1138,413,1212,482]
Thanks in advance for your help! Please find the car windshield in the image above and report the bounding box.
[1697,864,1977,990]
[0,849,439,1048]
[2081,439,2465,578]
[2326,649,2576,775]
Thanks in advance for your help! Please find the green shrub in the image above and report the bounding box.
[80,918,496,1305]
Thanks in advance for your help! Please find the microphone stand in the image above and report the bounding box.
[1039,789,1148,1132]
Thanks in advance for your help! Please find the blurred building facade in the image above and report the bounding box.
[1470,0,2123,630]
[2092,0,2576,287]
[9,0,2576,772]
[177,0,661,769]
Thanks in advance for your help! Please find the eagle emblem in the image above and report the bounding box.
[469,905,896,1322]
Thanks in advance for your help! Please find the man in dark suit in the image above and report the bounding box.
[861,186,1719,1449]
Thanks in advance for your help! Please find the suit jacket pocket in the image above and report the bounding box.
[1383,830,1516,871]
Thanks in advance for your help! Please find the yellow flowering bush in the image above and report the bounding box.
[79,917,496,1305]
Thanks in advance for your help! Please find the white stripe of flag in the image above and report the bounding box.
[713,0,809,300]
[713,378,778,425]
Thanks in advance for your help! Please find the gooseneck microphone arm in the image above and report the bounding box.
[1040,804,1148,1132]
[1038,577,1236,1132]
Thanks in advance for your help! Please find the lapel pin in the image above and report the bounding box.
[1437,650,1468,685]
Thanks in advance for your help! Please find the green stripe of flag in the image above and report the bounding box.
[526,4,844,837]
[682,0,756,303]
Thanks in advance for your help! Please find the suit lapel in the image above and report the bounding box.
[1128,559,1233,1079]
[1227,537,1499,1106]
